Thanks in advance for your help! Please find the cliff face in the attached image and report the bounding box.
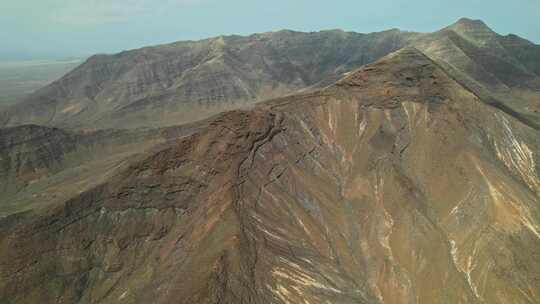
[2,48,539,304]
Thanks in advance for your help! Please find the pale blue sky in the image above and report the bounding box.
[1,0,538,60]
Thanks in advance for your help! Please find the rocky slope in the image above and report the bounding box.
[1,48,539,304]
[0,122,204,216]
[2,18,538,130]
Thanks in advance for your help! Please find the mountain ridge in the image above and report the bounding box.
[9,18,539,130]
[9,18,532,127]
[2,46,540,303]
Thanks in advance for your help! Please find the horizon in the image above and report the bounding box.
[1,0,539,60]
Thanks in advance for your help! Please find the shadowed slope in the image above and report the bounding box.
[0,123,204,216]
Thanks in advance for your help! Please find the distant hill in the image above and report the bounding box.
[2,18,539,130]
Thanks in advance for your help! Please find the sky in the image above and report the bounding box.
[1,0,539,60]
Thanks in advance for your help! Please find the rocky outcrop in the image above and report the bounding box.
[1,48,539,304]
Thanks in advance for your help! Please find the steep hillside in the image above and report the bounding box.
[2,48,539,304]
[0,123,203,216]
[0,125,78,180]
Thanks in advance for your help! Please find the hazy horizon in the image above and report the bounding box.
[2,0,539,60]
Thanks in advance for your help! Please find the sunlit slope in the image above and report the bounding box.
[1,48,539,303]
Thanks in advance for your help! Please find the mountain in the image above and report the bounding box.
[2,19,539,131]
[0,29,417,129]
[2,47,540,303]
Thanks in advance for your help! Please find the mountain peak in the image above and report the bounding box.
[337,47,435,87]
[448,18,495,34]
[445,17,499,46]
[330,47,464,108]
[453,17,490,28]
